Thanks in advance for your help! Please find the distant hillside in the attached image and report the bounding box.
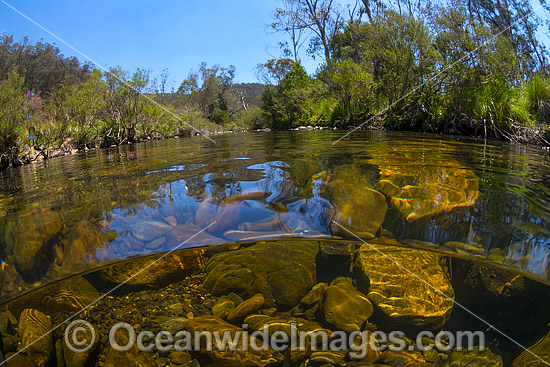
[234,83,265,107]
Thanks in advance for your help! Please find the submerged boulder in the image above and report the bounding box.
[512,331,550,366]
[104,325,156,367]
[185,315,283,367]
[63,320,99,367]
[465,263,526,297]
[319,277,373,333]
[60,220,111,269]
[212,296,236,320]
[353,237,454,331]
[444,346,503,367]
[18,309,54,367]
[7,209,62,278]
[321,165,387,239]
[226,293,265,323]
[100,249,204,288]
[131,218,172,242]
[368,141,479,221]
[203,240,318,308]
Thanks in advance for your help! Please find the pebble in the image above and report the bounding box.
[169,351,192,365]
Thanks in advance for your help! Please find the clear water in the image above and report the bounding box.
[1,131,550,366]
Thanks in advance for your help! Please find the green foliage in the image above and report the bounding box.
[468,77,519,128]
[177,63,240,124]
[230,106,268,130]
[262,62,322,129]
[317,60,375,124]
[44,69,107,147]
[0,37,264,169]
[523,74,550,123]
[0,34,90,95]
[2,0,550,169]
[0,69,25,165]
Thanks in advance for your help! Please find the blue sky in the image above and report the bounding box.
[0,0,325,85]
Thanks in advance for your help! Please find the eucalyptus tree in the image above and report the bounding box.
[104,67,153,144]
[177,63,241,124]
[272,0,345,62]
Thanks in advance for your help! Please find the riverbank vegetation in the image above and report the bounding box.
[0,35,265,169]
[1,0,550,169]
[261,0,550,144]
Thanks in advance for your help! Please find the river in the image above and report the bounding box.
[1,130,550,366]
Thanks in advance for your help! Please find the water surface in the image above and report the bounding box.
[2,131,550,300]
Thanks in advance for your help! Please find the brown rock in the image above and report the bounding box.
[185,315,283,367]
[18,309,54,367]
[513,331,550,366]
[100,250,204,288]
[63,321,99,367]
[103,326,155,367]
[353,238,454,330]
[320,277,373,333]
[323,165,387,239]
[212,297,235,320]
[204,240,317,308]
[226,294,265,323]
[368,140,479,221]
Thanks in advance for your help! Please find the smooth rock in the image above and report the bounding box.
[381,349,426,366]
[353,237,455,331]
[244,314,298,338]
[160,317,189,335]
[320,277,373,333]
[185,315,283,367]
[60,221,110,269]
[212,297,235,320]
[300,283,327,307]
[367,140,480,221]
[513,330,550,366]
[63,321,99,367]
[101,250,204,288]
[321,165,388,239]
[444,346,503,367]
[145,237,166,250]
[18,309,54,367]
[131,219,172,242]
[169,351,192,365]
[306,351,346,366]
[11,214,44,275]
[204,240,318,308]
[208,203,272,235]
[103,326,156,367]
[227,294,265,323]
[37,210,63,237]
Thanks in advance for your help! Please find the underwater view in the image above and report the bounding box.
[2,130,550,366]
